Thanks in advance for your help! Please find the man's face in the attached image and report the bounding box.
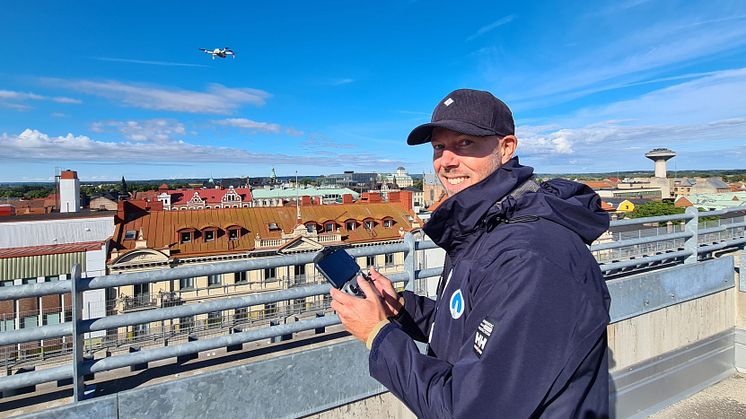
[432,127,512,197]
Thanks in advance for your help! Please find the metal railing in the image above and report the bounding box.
[0,208,745,404]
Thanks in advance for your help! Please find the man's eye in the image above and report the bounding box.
[458,139,473,147]
[433,144,444,150]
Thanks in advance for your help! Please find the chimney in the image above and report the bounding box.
[367,192,382,203]
[116,200,126,223]
[398,190,413,211]
[342,194,353,204]
[59,170,80,213]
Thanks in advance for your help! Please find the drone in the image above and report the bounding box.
[199,47,236,60]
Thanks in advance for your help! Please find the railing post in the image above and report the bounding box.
[71,264,86,401]
[403,233,416,292]
[684,206,699,264]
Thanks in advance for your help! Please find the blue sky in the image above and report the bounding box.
[1,0,745,182]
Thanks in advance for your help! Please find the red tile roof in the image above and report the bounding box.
[111,202,419,260]
[0,241,104,259]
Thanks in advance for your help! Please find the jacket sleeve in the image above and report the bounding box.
[368,250,608,418]
[394,290,437,342]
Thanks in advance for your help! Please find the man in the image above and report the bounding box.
[330,89,610,418]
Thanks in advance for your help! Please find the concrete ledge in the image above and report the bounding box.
[611,329,735,418]
[737,328,746,373]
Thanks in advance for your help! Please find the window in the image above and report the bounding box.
[43,313,61,325]
[305,223,316,233]
[207,311,222,328]
[124,230,137,240]
[235,307,248,321]
[364,220,375,230]
[179,316,194,331]
[345,221,356,231]
[21,316,38,329]
[228,228,240,241]
[208,274,222,287]
[294,264,305,276]
[385,253,395,266]
[1,280,14,287]
[204,230,215,242]
[1,319,14,332]
[234,271,247,284]
[44,275,59,282]
[366,256,376,267]
[383,219,393,228]
[292,298,306,312]
[180,277,194,290]
[268,223,281,231]
[325,222,335,232]
[264,303,277,318]
[22,277,36,285]
[264,268,276,281]
[133,323,148,337]
[180,231,192,243]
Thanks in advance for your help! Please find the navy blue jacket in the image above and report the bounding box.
[369,158,611,418]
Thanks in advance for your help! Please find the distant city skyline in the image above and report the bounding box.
[1,1,746,182]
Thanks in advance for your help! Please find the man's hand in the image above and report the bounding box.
[330,275,388,343]
[368,268,404,317]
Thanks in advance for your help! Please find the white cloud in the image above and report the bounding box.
[212,118,281,133]
[91,119,187,143]
[285,128,304,136]
[466,15,515,41]
[0,129,404,169]
[45,79,270,114]
[0,89,81,109]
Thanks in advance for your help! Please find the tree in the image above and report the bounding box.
[630,201,684,219]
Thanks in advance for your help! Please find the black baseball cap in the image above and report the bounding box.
[407,89,515,145]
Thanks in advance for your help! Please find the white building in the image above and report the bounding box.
[58,170,80,213]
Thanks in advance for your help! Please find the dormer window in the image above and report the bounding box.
[345,220,357,231]
[324,222,336,232]
[268,222,281,231]
[180,231,192,243]
[305,223,317,233]
[228,227,240,241]
[364,219,376,230]
[124,230,137,240]
[383,218,394,228]
[204,230,215,242]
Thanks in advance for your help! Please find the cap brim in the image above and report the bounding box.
[406,120,496,145]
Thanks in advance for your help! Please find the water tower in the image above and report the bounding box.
[645,148,676,178]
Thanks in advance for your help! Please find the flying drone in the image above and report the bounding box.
[199,47,236,60]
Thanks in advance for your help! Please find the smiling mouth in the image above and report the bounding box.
[445,176,468,186]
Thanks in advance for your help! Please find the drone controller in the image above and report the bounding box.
[314,248,370,298]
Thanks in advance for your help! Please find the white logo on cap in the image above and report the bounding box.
[444,98,454,106]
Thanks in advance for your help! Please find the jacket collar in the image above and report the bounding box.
[424,157,534,253]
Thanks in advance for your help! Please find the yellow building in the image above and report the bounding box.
[107,199,419,340]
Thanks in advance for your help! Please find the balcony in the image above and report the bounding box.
[0,207,744,417]
[120,294,157,311]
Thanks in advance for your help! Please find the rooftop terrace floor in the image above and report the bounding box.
[650,373,746,418]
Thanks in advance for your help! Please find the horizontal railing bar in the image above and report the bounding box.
[416,267,443,279]
[83,284,330,333]
[591,232,692,251]
[599,250,692,272]
[699,207,746,217]
[83,243,408,291]
[699,221,746,235]
[0,322,71,346]
[85,315,341,375]
[610,213,692,227]
[0,365,71,392]
[415,240,439,251]
[697,237,746,254]
[0,280,71,301]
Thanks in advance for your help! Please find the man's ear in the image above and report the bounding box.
[499,135,517,164]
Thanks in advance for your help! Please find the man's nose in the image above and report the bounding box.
[440,148,460,168]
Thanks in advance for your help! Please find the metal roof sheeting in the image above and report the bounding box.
[0,251,86,281]
[0,216,114,249]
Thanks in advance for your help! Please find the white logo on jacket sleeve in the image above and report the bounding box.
[473,318,494,358]
[449,289,464,319]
